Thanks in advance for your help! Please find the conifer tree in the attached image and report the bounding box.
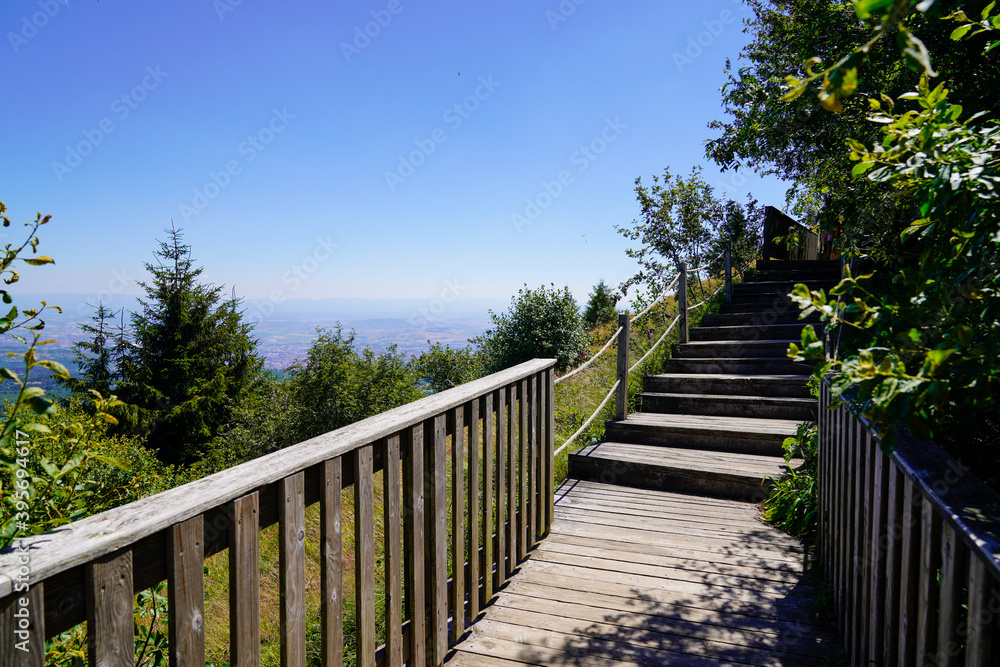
[116,225,263,463]
[63,302,118,398]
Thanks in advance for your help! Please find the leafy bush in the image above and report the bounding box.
[582,279,619,328]
[763,422,818,539]
[411,341,484,393]
[471,284,586,374]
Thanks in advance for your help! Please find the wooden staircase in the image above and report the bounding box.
[569,259,839,503]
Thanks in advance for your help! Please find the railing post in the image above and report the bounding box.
[615,313,629,421]
[724,242,732,304]
[678,262,688,344]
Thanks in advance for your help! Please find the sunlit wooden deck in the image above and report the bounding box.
[446,479,843,666]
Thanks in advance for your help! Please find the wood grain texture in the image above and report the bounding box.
[935,524,966,667]
[867,445,888,667]
[402,424,426,667]
[87,550,133,667]
[882,462,903,667]
[320,457,343,667]
[481,393,494,604]
[545,369,555,536]
[383,436,403,667]
[426,415,448,665]
[505,384,516,579]
[897,483,920,666]
[916,500,942,665]
[0,581,44,666]
[0,359,558,601]
[615,313,629,421]
[494,389,507,589]
[518,379,528,562]
[450,406,466,643]
[964,554,997,666]
[167,515,204,667]
[354,444,376,665]
[229,492,260,667]
[528,374,538,549]
[466,400,481,620]
[279,473,306,667]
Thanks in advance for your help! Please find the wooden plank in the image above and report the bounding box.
[481,393,494,603]
[916,499,942,664]
[320,457,344,667]
[450,406,466,643]
[545,368,555,536]
[87,550,134,667]
[494,389,507,587]
[867,444,888,667]
[167,515,205,667]
[402,424,426,667]
[278,473,306,667]
[528,374,538,548]
[856,427,872,663]
[897,483,920,666]
[466,400,481,620]
[505,384,516,577]
[493,389,509,588]
[426,415,448,665]
[936,524,966,667]
[383,436,404,667]
[355,444,376,665]
[518,378,528,562]
[229,492,260,667]
[0,582,44,666]
[0,359,558,601]
[965,554,997,666]
[850,418,865,662]
[882,462,903,667]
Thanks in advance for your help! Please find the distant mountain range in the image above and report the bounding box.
[4,294,509,372]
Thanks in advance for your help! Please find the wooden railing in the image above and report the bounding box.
[819,381,1000,666]
[0,358,556,667]
[762,206,820,261]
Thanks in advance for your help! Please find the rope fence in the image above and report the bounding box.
[552,241,759,460]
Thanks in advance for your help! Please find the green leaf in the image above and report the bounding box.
[25,395,56,415]
[982,1,996,21]
[36,359,69,380]
[22,256,54,266]
[852,161,876,177]
[853,0,895,19]
[951,24,974,40]
[0,367,20,384]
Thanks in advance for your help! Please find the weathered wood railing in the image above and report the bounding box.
[819,381,1000,666]
[0,358,556,666]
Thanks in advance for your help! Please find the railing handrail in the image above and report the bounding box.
[0,357,556,598]
[825,380,1000,582]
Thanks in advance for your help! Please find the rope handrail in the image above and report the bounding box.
[630,273,680,325]
[685,248,727,274]
[555,326,622,385]
[687,280,726,311]
[554,379,620,457]
[629,311,680,374]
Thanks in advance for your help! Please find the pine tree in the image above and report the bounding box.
[582,279,619,328]
[63,302,118,398]
[116,225,264,463]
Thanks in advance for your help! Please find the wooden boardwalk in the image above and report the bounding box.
[447,480,843,666]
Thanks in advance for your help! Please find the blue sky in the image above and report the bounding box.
[2,0,789,312]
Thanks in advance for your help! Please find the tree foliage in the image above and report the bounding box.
[114,226,264,464]
[471,284,586,374]
[582,279,620,329]
[411,342,483,393]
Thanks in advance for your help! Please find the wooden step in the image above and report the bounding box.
[568,441,789,502]
[643,373,812,398]
[603,412,799,456]
[757,259,840,271]
[734,280,836,295]
[672,339,799,359]
[754,269,841,283]
[718,299,799,314]
[640,392,817,421]
[691,323,809,341]
[700,312,819,327]
[662,357,815,375]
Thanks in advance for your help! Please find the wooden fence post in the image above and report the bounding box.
[724,242,732,304]
[615,313,629,421]
[678,262,689,344]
